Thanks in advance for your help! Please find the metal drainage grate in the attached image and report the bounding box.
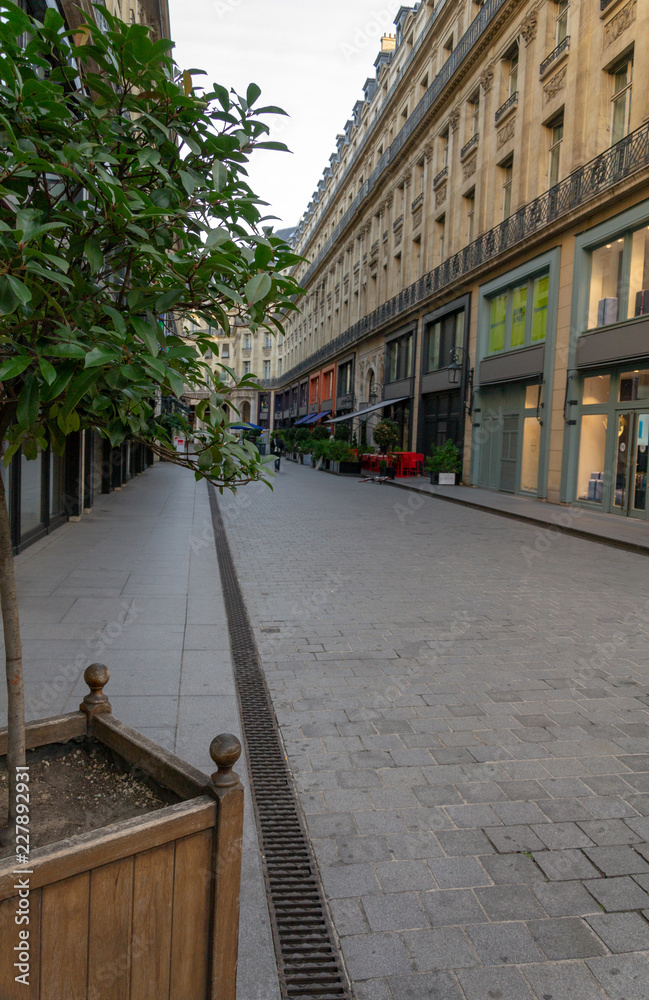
[208,487,352,1000]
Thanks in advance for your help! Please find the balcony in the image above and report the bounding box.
[495,91,518,125]
[392,214,404,232]
[540,36,569,77]
[411,192,424,213]
[460,133,479,161]
[433,166,448,189]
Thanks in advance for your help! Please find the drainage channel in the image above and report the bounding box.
[208,486,353,1000]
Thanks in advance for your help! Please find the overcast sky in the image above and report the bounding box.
[168,0,403,230]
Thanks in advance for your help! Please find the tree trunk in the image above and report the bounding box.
[0,470,25,836]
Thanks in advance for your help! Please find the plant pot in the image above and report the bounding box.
[339,462,361,475]
[0,666,243,1000]
[430,472,457,485]
[385,466,396,480]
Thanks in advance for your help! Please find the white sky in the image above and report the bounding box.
[168,0,404,229]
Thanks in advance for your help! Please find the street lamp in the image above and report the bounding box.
[448,347,465,386]
[447,347,475,417]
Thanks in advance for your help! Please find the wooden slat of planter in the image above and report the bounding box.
[93,715,209,800]
[0,890,41,999]
[0,712,86,754]
[0,797,216,900]
[40,872,89,1000]
[87,857,134,1000]
[130,842,174,1000]
[210,784,244,1000]
[170,830,213,1000]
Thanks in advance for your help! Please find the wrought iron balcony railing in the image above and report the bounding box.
[263,124,649,392]
[495,91,518,124]
[433,166,448,188]
[411,192,424,212]
[540,35,569,76]
[460,133,479,160]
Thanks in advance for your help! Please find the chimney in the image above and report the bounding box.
[381,33,396,52]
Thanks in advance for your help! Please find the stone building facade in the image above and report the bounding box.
[266,0,649,521]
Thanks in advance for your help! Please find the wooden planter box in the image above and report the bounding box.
[0,666,243,1000]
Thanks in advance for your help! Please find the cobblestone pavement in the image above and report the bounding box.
[222,461,649,1000]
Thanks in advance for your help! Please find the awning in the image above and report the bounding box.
[293,415,311,426]
[304,410,332,424]
[327,397,410,424]
[230,422,264,430]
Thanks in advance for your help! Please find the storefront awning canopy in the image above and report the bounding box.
[293,415,311,425]
[306,410,332,423]
[327,397,410,424]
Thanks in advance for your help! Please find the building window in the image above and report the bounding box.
[444,34,454,58]
[587,224,649,328]
[425,311,465,372]
[464,189,475,243]
[309,377,319,404]
[507,44,519,97]
[264,333,272,349]
[611,54,633,146]
[556,0,569,43]
[220,342,229,358]
[436,215,446,263]
[278,358,283,376]
[440,129,449,169]
[487,273,549,353]
[385,330,414,382]
[501,157,513,218]
[263,360,271,380]
[469,91,479,137]
[243,333,251,350]
[243,361,251,375]
[337,360,354,400]
[548,116,563,187]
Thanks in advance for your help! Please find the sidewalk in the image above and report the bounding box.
[385,478,649,555]
[0,463,280,1000]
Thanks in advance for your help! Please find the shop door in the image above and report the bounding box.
[499,415,519,493]
[613,411,649,518]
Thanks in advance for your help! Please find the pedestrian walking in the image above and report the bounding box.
[271,435,285,472]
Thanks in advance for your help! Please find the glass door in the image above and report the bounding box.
[613,411,649,517]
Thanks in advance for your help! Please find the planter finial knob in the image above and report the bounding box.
[210,733,242,787]
[80,663,112,718]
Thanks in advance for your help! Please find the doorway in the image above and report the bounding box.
[613,410,649,517]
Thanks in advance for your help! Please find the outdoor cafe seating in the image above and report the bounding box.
[360,452,424,477]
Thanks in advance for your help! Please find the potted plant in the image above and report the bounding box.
[0,5,303,993]
[373,419,400,478]
[425,440,462,484]
[326,440,361,475]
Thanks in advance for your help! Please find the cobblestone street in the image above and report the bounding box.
[222,461,649,1000]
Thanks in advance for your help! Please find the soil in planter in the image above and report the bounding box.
[0,738,177,858]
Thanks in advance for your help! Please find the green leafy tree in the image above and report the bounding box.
[0,1,303,834]
[373,418,400,455]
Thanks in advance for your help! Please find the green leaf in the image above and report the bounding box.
[244,272,271,304]
[6,274,32,306]
[212,161,228,192]
[166,369,185,398]
[38,358,57,384]
[0,356,32,380]
[16,374,40,428]
[205,227,230,248]
[246,83,262,107]
[84,346,121,368]
[61,368,101,417]
[131,317,159,357]
[84,238,104,274]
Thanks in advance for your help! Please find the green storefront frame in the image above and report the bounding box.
[470,248,560,498]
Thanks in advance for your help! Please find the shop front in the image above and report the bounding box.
[564,199,649,519]
[418,295,470,462]
[470,249,559,497]
[384,323,416,451]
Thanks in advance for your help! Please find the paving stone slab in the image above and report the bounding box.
[533,849,602,881]
[420,889,489,927]
[584,875,649,912]
[474,884,547,921]
[456,966,537,1000]
[586,953,649,1000]
[586,911,649,953]
[465,921,544,965]
[525,916,607,960]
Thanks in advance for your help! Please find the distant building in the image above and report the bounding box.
[267,0,649,522]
